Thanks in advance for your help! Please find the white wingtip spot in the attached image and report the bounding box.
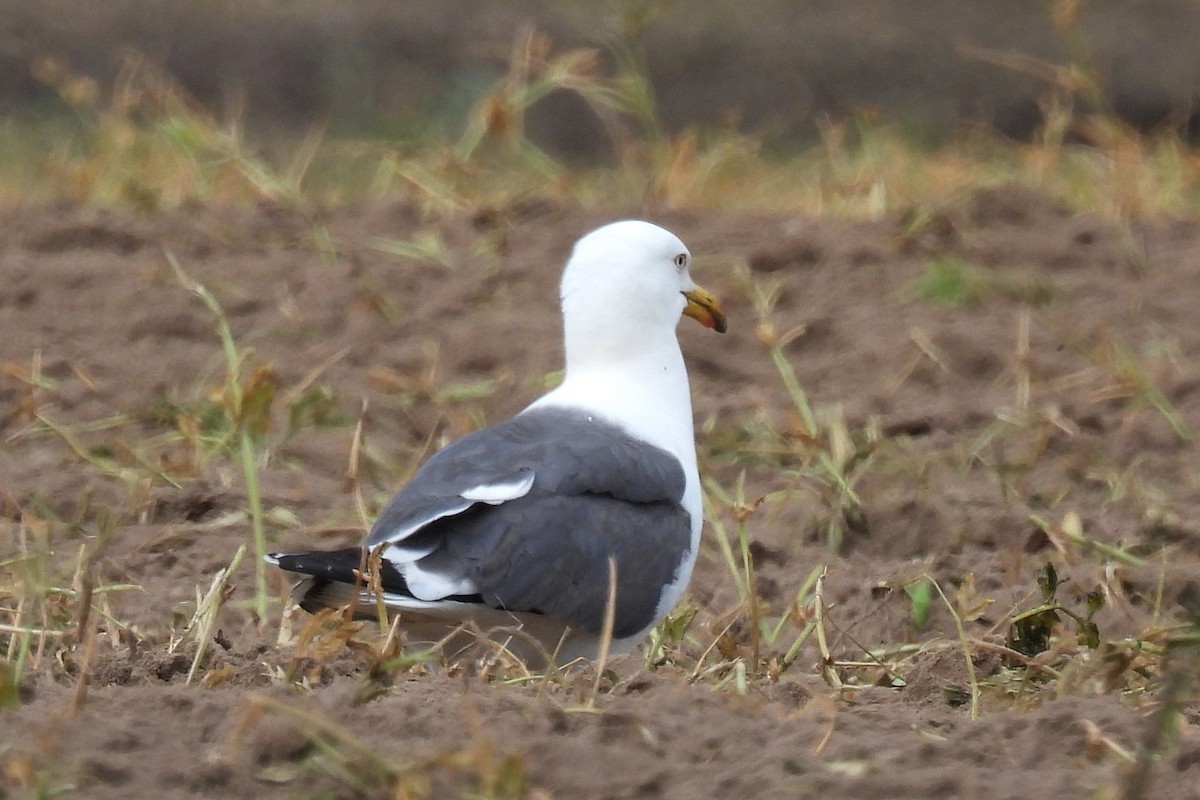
[459,470,535,504]
[404,562,478,601]
[383,540,438,564]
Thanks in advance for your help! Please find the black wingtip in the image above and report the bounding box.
[268,547,366,584]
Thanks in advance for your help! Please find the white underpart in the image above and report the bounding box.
[406,565,479,601]
[383,540,441,562]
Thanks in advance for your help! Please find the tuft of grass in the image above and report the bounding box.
[14,55,318,210]
[1006,562,1105,659]
[1120,614,1200,800]
[169,254,275,624]
[176,544,247,685]
[370,230,454,268]
[742,268,877,552]
[913,255,989,309]
[905,578,933,630]
[913,255,1059,310]
[1091,334,1193,443]
[692,473,824,685]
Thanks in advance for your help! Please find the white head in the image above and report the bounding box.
[559,220,725,370]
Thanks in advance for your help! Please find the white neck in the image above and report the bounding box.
[532,332,695,466]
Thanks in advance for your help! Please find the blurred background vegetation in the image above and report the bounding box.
[1,0,1198,212]
[5,1,1200,150]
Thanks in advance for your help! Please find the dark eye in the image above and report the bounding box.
[674,253,688,270]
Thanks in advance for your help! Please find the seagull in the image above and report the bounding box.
[266,220,726,664]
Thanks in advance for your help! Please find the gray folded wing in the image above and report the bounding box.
[365,407,692,637]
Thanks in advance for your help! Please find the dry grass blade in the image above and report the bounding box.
[183,544,246,685]
[67,610,99,717]
[346,398,370,528]
[814,567,842,691]
[279,347,350,408]
[927,574,980,719]
[1119,639,1200,800]
[365,545,390,635]
[67,554,98,716]
[0,624,63,639]
[586,555,618,709]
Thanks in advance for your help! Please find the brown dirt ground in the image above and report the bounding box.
[3,192,1200,798]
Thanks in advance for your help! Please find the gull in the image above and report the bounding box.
[267,220,726,664]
